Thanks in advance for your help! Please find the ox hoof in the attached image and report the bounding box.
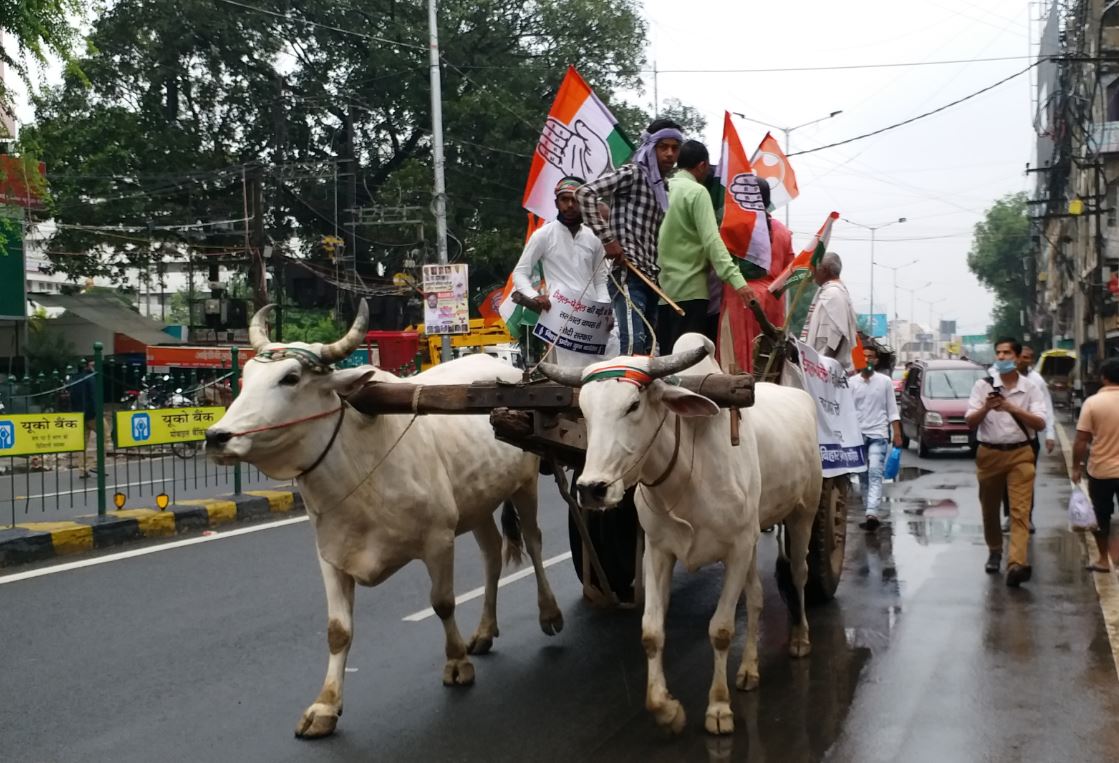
[704,703,734,735]
[539,607,564,637]
[651,696,686,735]
[788,638,812,659]
[294,704,340,739]
[466,633,495,655]
[442,658,475,687]
[735,669,759,692]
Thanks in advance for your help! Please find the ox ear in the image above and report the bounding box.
[654,382,719,417]
[329,367,377,397]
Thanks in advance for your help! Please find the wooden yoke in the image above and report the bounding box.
[345,374,755,416]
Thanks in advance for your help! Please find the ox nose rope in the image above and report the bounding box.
[225,403,347,478]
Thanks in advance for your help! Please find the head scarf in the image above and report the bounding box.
[554,177,582,196]
[633,127,685,211]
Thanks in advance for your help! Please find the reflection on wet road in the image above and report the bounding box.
[1,441,1117,762]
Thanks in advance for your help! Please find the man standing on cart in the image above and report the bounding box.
[510,176,610,367]
[576,118,684,355]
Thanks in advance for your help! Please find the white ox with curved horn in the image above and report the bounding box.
[206,301,564,739]
[540,332,822,736]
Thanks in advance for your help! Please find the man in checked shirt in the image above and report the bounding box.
[576,118,684,355]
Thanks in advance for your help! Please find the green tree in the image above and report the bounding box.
[21,0,679,309]
[25,307,75,372]
[967,192,1034,342]
[0,0,82,106]
[659,98,707,136]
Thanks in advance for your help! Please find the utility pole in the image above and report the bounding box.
[428,0,451,362]
[248,165,268,312]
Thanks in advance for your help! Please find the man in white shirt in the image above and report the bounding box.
[803,252,860,373]
[965,337,1048,587]
[1001,345,1057,533]
[511,176,610,367]
[853,346,903,530]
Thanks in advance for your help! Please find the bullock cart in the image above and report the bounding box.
[345,365,847,607]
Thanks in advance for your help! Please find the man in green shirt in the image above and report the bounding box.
[655,140,756,354]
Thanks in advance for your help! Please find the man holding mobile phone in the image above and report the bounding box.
[965,337,1047,586]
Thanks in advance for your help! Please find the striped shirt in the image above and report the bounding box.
[576,163,665,281]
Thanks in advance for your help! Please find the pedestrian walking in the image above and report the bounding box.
[68,359,100,479]
[1001,344,1056,533]
[511,176,609,367]
[853,346,903,530]
[1071,357,1119,572]
[576,118,684,355]
[964,337,1048,586]
[654,140,755,353]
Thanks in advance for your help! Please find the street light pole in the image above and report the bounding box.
[428,0,451,362]
[731,110,842,227]
[874,259,917,348]
[842,216,906,335]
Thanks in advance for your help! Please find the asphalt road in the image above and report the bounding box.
[1,443,1117,762]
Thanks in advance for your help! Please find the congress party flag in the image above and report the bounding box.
[717,112,771,271]
[522,66,634,220]
[768,211,840,296]
[751,132,799,210]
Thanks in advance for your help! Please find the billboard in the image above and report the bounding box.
[857,313,888,337]
[939,320,956,339]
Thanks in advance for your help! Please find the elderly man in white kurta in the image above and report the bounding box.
[512,176,610,367]
[803,252,860,373]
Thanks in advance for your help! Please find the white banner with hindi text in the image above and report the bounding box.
[795,341,867,477]
[531,287,611,356]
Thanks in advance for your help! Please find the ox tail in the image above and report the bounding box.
[500,500,525,568]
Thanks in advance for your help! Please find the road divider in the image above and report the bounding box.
[0,488,305,567]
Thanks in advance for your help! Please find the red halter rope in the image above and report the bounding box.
[225,402,347,478]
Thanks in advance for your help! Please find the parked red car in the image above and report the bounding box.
[898,359,987,457]
[891,368,906,401]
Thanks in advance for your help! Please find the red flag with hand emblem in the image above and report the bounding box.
[751,132,799,210]
[718,113,772,272]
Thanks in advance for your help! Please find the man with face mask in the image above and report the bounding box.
[852,345,903,530]
[965,337,1048,586]
[511,176,610,367]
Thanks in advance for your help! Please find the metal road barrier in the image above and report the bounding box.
[0,345,274,527]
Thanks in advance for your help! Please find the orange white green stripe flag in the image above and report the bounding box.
[522,66,634,220]
[717,112,771,272]
[768,211,840,296]
[751,132,799,210]
[488,214,548,332]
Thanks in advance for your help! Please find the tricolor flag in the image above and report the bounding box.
[487,214,548,333]
[717,112,771,272]
[522,66,634,220]
[768,211,840,296]
[751,132,799,210]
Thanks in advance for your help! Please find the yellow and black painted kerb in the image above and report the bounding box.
[0,489,304,567]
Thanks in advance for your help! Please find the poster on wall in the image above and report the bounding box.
[422,264,470,335]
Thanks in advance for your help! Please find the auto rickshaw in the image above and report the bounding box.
[1037,349,1076,409]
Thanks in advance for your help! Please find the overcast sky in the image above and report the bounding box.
[641,0,1035,335]
[7,0,1035,335]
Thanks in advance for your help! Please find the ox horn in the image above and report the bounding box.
[538,362,585,387]
[249,304,276,352]
[319,299,369,362]
[647,345,709,380]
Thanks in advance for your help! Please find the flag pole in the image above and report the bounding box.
[623,260,685,316]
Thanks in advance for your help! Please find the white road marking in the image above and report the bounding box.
[1054,421,1119,680]
[0,516,309,585]
[402,551,573,622]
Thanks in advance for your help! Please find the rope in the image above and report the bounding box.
[312,414,420,513]
[226,404,344,437]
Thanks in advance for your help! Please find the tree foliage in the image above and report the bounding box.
[0,0,82,106]
[966,192,1033,342]
[20,0,676,306]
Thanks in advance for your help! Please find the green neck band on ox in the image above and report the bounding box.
[253,346,334,374]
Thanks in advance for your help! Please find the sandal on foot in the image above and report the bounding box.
[1086,563,1112,573]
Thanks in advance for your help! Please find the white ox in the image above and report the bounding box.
[206,302,563,739]
[541,333,822,736]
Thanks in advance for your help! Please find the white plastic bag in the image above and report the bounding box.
[1068,490,1098,531]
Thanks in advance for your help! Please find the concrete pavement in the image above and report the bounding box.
[0,445,1116,761]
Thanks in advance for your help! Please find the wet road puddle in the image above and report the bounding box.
[894,466,933,482]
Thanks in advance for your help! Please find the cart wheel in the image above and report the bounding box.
[568,488,639,604]
[805,477,848,606]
